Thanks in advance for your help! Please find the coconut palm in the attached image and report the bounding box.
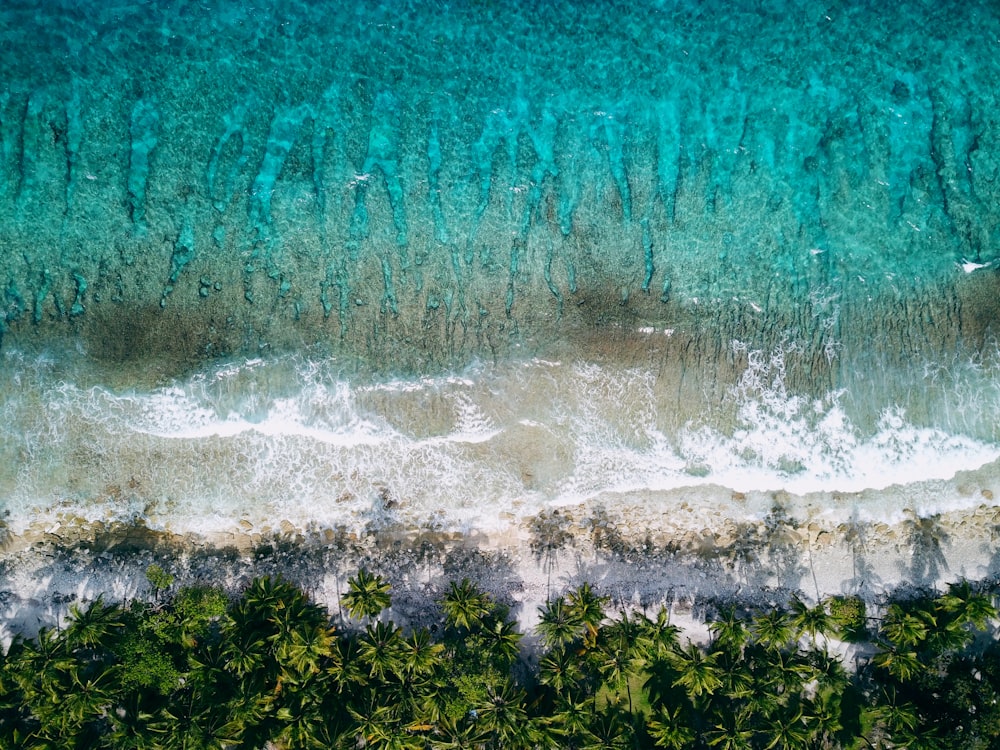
[342,569,392,622]
[222,625,268,678]
[398,628,444,679]
[872,647,922,682]
[758,706,810,750]
[805,647,849,692]
[789,595,832,646]
[359,621,405,681]
[702,707,753,750]
[670,642,722,700]
[751,610,794,651]
[328,636,368,695]
[64,595,126,651]
[586,705,632,750]
[476,681,531,749]
[880,603,933,650]
[58,660,121,730]
[537,597,583,650]
[483,616,522,669]
[428,713,489,750]
[708,608,749,657]
[801,692,843,748]
[714,656,754,702]
[276,622,335,680]
[149,701,240,750]
[868,685,920,744]
[647,704,695,750]
[642,607,682,659]
[567,583,609,646]
[441,579,492,632]
[940,580,996,630]
[598,609,652,711]
[346,697,398,750]
[597,625,643,715]
[547,695,595,747]
[539,647,584,697]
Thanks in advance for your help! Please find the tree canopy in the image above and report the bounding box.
[2,571,999,749]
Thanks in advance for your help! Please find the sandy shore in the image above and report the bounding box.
[2,459,998,645]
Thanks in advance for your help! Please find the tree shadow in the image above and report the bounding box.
[527,509,575,601]
[551,506,742,622]
[982,521,1000,583]
[901,511,949,587]
[840,510,882,595]
[721,501,809,596]
[761,502,810,593]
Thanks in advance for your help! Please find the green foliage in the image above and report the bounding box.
[1,573,999,750]
[441,578,492,632]
[827,595,867,641]
[342,568,392,621]
[145,563,175,593]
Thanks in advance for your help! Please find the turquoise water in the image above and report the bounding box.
[1,0,999,536]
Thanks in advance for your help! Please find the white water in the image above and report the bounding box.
[3,340,999,538]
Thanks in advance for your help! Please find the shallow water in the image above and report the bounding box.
[1,0,999,538]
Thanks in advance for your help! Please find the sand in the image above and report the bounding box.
[1,463,998,647]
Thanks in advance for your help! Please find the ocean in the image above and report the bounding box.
[1,0,999,541]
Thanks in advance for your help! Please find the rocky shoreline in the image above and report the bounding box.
[3,468,999,643]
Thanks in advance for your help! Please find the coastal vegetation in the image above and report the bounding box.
[1,569,999,749]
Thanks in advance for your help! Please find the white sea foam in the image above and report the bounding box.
[1,345,999,537]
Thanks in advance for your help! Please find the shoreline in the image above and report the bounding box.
[3,471,999,641]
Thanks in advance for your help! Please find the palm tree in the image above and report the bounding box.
[537,597,583,650]
[64,595,125,651]
[868,686,921,745]
[547,695,595,747]
[539,647,584,697]
[940,580,996,630]
[342,569,392,622]
[57,660,120,732]
[567,583,608,646]
[276,622,335,680]
[398,628,444,679]
[751,610,794,651]
[476,681,531,749]
[441,579,492,632]
[597,612,649,716]
[599,645,637,715]
[483,617,522,669]
[801,692,843,748]
[359,621,405,681]
[872,647,922,682]
[708,608,749,656]
[758,706,810,750]
[647,704,695,749]
[702,708,753,750]
[222,625,268,678]
[149,701,241,750]
[428,713,489,750]
[805,647,849,692]
[670,642,723,701]
[714,657,754,702]
[329,636,368,695]
[346,697,398,749]
[881,603,933,650]
[586,705,632,750]
[766,648,815,694]
[922,583,996,655]
[789,595,831,646]
[642,607,682,659]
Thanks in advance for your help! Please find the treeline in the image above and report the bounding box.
[2,568,1000,749]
